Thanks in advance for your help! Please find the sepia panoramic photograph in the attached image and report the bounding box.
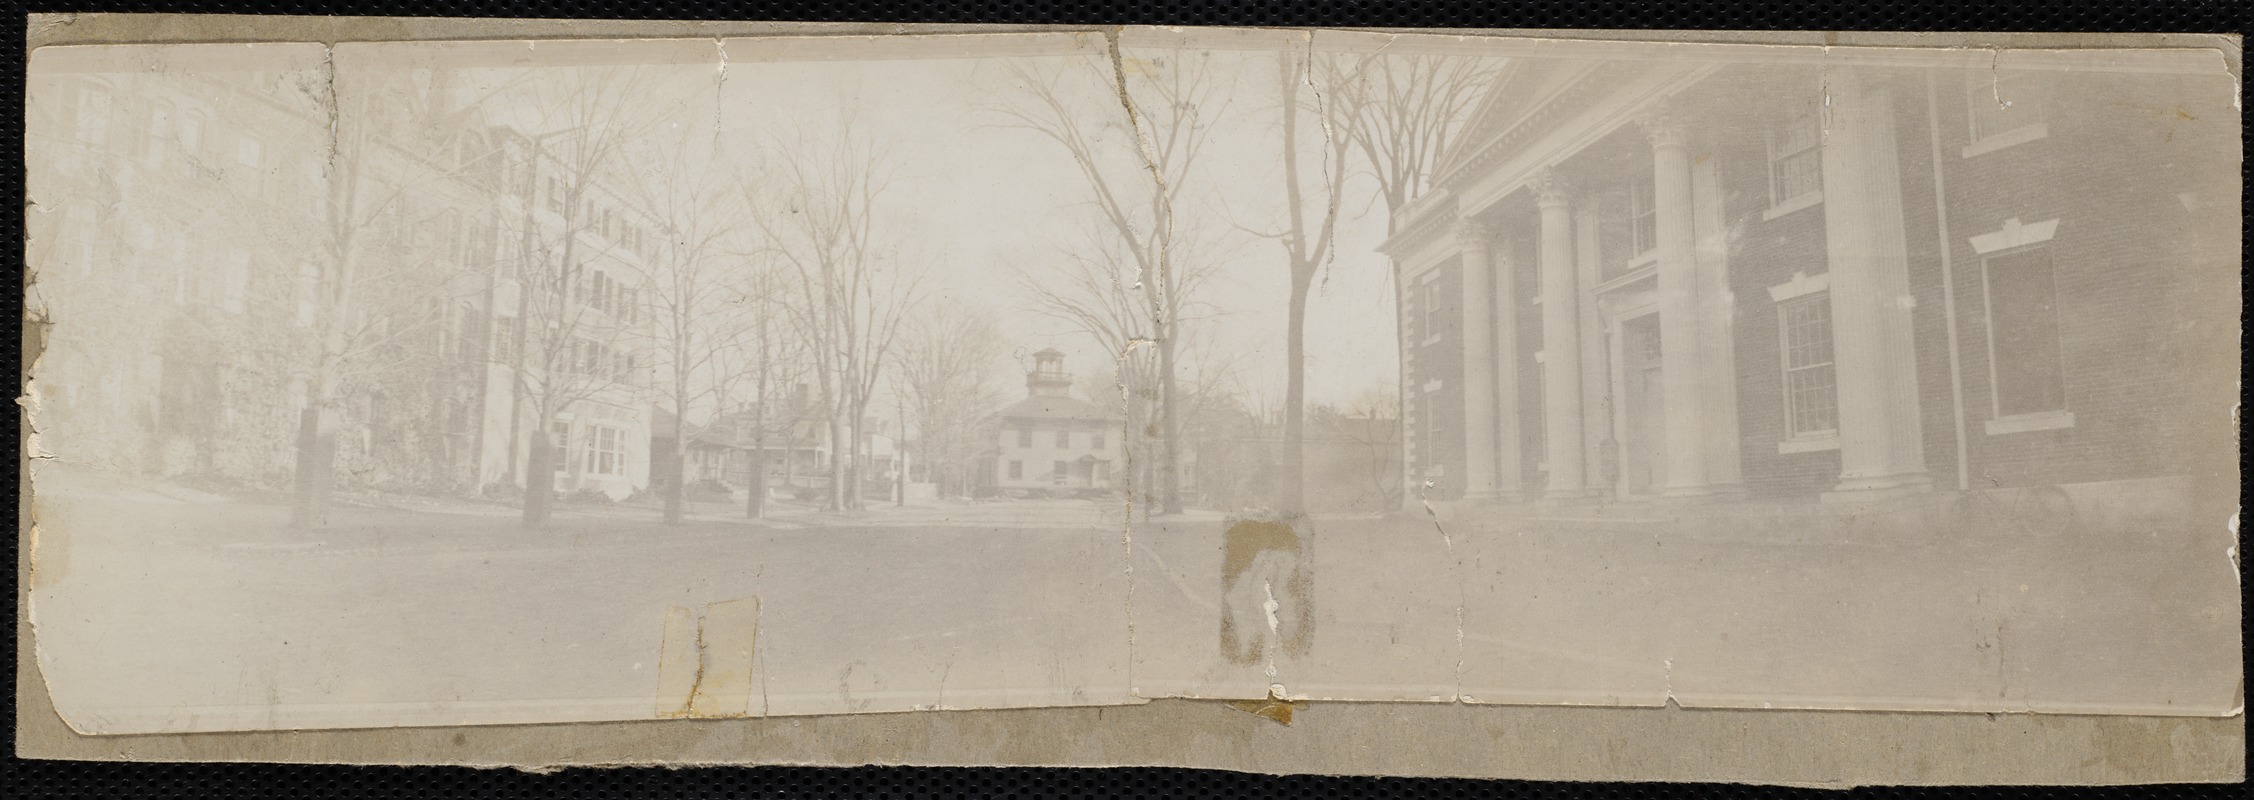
[22,28,2242,736]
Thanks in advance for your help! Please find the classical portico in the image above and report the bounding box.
[1388,64,1937,507]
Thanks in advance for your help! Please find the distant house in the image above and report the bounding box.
[989,349,1123,497]
[649,400,830,498]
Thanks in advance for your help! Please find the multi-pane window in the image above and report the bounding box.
[1768,100,1823,203]
[1052,461,1068,481]
[1016,428,1033,448]
[1007,460,1023,480]
[551,421,572,472]
[1421,274,1447,341]
[1778,294,1838,438]
[1628,171,1658,258]
[1091,430,1105,450]
[1417,390,1442,477]
[1968,71,2050,142]
[1055,428,1071,448]
[585,424,626,476]
[1983,248,2067,416]
[1597,170,1661,279]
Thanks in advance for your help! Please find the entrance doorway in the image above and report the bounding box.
[1619,313,1666,498]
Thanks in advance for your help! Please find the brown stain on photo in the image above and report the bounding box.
[1218,516,1316,666]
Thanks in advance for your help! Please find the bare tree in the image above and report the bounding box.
[290,66,516,528]
[745,114,928,512]
[987,51,1230,516]
[501,66,668,527]
[728,259,812,519]
[624,123,751,525]
[1320,50,1500,511]
[894,302,1006,499]
[1332,386,1405,509]
[1242,46,1353,514]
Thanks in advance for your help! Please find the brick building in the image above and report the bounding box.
[1381,49,2236,525]
[27,46,659,502]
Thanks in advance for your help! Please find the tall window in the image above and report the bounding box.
[1597,169,1660,278]
[1767,100,1823,204]
[1007,460,1023,480]
[1628,171,1658,258]
[1091,430,1105,450]
[549,422,572,472]
[1421,274,1447,341]
[1778,294,1838,438]
[1983,248,2067,417]
[1016,428,1033,448]
[1417,390,1441,476]
[585,424,626,476]
[1968,71,2050,143]
[1055,428,1071,448]
[1052,461,1068,481]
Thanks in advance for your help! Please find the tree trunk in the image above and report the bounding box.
[747,449,767,518]
[662,413,688,525]
[290,404,337,530]
[1280,270,1313,514]
[1159,327,1184,515]
[845,414,865,510]
[825,415,847,511]
[523,431,555,526]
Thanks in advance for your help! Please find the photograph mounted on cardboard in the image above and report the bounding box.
[22,26,2242,735]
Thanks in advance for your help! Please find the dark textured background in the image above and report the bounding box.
[6,1,2247,796]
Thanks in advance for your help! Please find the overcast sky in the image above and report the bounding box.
[386,35,1407,413]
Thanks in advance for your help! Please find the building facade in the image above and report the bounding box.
[1382,51,2235,524]
[473,125,660,501]
[990,350,1125,497]
[28,49,660,503]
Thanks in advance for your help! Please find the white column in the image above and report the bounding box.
[1491,249,1525,499]
[1574,196,1612,494]
[1642,106,1710,497]
[1691,153,1746,495]
[1531,170,1590,499]
[1820,67,1931,499]
[1455,220,1502,500]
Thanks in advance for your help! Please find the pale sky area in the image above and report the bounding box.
[393,35,1404,412]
